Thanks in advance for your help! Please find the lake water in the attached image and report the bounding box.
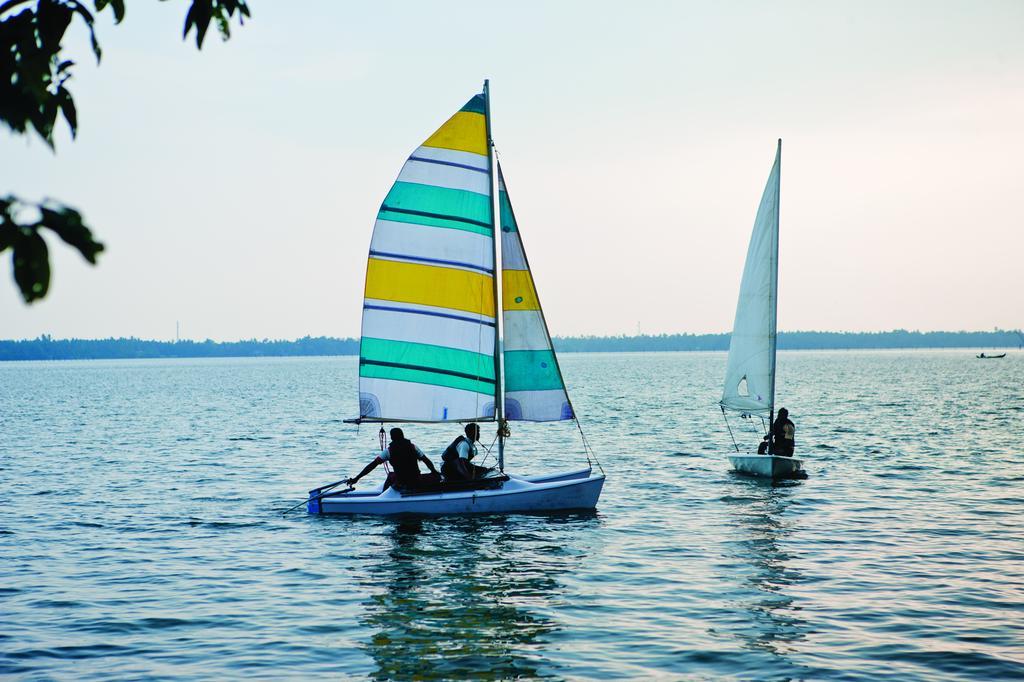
[1,351,1022,680]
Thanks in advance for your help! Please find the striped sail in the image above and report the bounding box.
[498,165,573,422]
[358,93,497,422]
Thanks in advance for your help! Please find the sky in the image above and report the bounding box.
[2,0,1022,341]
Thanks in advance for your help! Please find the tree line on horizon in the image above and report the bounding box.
[0,330,1021,361]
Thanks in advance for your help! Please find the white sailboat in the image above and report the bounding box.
[719,140,805,480]
[307,81,605,515]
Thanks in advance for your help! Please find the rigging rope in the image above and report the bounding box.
[574,419,604,475]
[744,415,763,442]
[378,424,391,474]
[721,406,741,453]
[478,429,499,466]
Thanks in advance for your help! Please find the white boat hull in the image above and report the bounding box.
[308,467,604,516]
[728,454,805,480]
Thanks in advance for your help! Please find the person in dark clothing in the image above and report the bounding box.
[440,422,493,481]
[347,428,441,490]
[771,408,796,456]
[757,434,770,455]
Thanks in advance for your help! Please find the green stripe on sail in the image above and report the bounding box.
[360,363,494,396]
[499,189,518,233]
[377,208,493,237]
[461,94,486,115]
[361,337,495,395]
[503,349,564,392]
[379,181,492,236]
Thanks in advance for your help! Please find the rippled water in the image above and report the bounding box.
[1,351,1022,679]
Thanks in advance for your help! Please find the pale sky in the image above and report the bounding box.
[2,0,1022,341]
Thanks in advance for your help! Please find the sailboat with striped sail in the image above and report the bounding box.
[719,140,805,480]
[308,82,605,514]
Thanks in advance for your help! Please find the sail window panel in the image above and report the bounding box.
[503,350,563,392]
[502,310,553,351]
[359,378,495,421]
[502,270,541,311]
[721,343,772,412]
[369,220,494,274]
[379,182,492,236]
[362,305,495,355]
[421,111,488,156]
[397,159,491,196]
[410,145,489,173]
[505,389,574,422]
[365,258,496,318]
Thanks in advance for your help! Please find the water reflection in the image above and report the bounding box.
[360,514,596,680]
[721,479,809,667]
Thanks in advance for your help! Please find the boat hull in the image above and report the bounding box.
[728,454,805,480]
[308,467,604,516]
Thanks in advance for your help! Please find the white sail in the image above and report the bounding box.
[721,141,781,414]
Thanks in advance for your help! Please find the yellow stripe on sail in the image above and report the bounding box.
[366,258,495,317]
[422,111,488,156]
[502,270,540,311]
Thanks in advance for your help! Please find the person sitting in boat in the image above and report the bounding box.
[771,408,796,456]
[441,422,493,481]
[757,434,770,455]
[346,428,441,490]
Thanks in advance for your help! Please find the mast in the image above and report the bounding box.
[768,138,781,448]
[484,79,506,471]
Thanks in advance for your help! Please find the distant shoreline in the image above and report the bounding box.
[1,331,1020,362]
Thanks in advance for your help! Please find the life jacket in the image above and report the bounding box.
[442,435,468,463]
[387,439,421,484]
[771,418,795,455]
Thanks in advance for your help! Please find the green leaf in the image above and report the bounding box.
[94,0,126,23]
[0,223,15,253]
[66,0,102,62]
[39,204,103,263]
[183,2,213,48]
[29,91,60,148]
[36,0,74,52]
[56,87,77,138]
[88,25,102,62]
[1,196,102,303]
[180,1,250,49]
[215,11,229,41]
[11,228,51,303]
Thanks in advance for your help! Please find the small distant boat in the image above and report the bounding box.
[718,140,805,481]
[306,81,605,515]
[977,353,1006,359]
